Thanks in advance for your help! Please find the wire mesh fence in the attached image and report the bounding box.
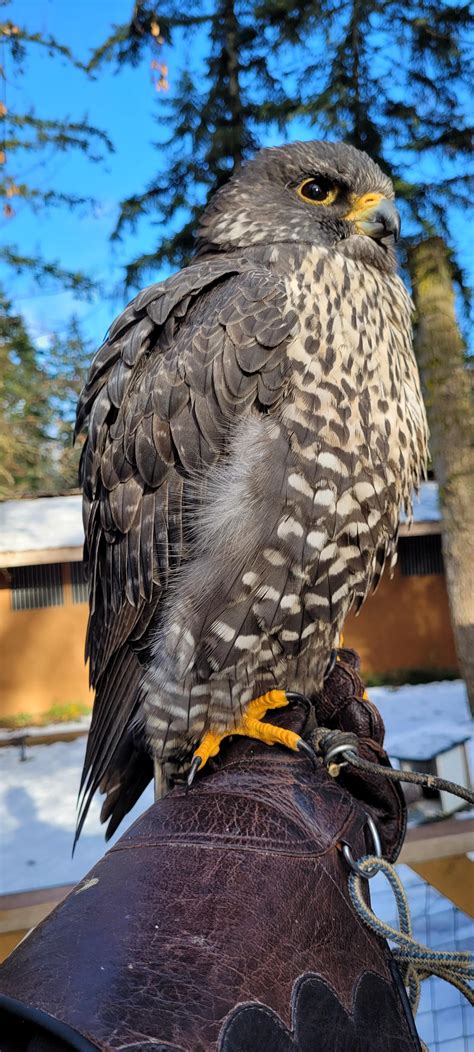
[370,863,473,1050]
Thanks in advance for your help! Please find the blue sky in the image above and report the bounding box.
[3,0,473,355]
[4,0,178,346]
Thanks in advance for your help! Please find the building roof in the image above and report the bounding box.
[401,480,440,525]
[0,495,83,567]
[0,481,441,568]
[388,728,469,761]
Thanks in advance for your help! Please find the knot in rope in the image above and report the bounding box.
[311,727,359,776]
[309,722,474,806]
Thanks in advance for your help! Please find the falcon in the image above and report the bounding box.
[75,140,428,842]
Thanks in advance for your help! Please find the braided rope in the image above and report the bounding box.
[306,694,474,1046]
[348,855,474,1031]
[312,727,474,805]
[309,718,474,1047]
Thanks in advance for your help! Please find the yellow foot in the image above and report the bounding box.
[187,689,316,788]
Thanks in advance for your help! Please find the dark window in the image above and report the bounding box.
[71,560,88,604]
[10,563,63,610]
[398,534,444,576]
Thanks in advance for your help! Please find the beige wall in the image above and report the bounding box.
[0,565,92,720]
[0,560,458,721]
[344,564,458,677]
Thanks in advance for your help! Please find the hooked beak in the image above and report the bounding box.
[345,192,401,242]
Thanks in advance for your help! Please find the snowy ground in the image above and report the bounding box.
[0,734,154,894]
[369,680,473,771]
[1,680,472,1050]
[1,678,472,896]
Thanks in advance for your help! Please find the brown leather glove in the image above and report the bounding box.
[313,646,407,861]
[0,651,419,1052]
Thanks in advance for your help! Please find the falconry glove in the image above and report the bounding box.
[0,650,421,1052]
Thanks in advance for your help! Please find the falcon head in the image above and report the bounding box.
[196,140,400,270]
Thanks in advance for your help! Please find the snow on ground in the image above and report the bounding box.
[370,679,474,773]
[0,736,154,894]
[0,679,472,895]
[0,678,472,1050]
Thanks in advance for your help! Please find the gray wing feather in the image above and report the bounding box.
[75,255,298,832]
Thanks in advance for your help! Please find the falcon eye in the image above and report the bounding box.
[297,177,338,206]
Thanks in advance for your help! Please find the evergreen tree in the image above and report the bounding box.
[0,4,112,496]
[255,0,473,257]
[0,294,92,497]
[39,319,93,495]
[0,291,51,496]
[0,5,113,293]
[409,238,474,710]
[86,1,191,71]
[90,0,285,283]
[256,0,473,699]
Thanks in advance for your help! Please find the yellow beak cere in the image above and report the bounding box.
[345,192,386,220]
[345,193,401,241]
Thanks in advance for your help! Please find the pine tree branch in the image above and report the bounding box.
[0,247,99,298]
[5,114,114,155]
[0,23,87,70]
[87,4,209,73]
[0,183,96,211]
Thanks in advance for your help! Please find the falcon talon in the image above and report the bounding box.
[296,739,319,769]
[186,756,202,791]
[323,649,337,681]
[285,691,313,712]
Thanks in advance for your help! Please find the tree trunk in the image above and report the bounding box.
[407,237,474,712]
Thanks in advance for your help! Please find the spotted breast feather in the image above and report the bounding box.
[76,140,428,842]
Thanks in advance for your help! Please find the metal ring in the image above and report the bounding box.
[324,742,353,765]
[342,814,383,879]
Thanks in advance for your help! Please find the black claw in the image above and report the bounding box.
[323,649,337,681]
[297,738,319,769]
[186,756,202,792]
[286,691,312,713]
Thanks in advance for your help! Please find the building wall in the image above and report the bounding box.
[0,559,458,722]
[0,565,92,721]
[344,564,458,678]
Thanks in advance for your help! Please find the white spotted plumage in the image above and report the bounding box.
[75,140,427,841]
